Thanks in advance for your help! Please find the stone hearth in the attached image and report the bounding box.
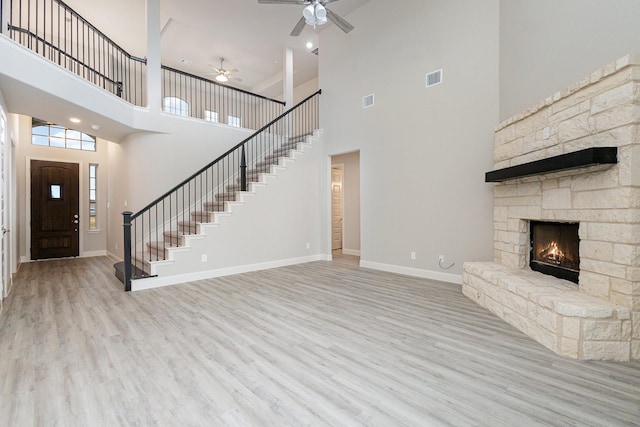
[463,55,640,361]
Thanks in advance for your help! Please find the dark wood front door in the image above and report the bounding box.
[31,160,79,260]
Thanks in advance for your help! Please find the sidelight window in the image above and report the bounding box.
[89,164,98,230]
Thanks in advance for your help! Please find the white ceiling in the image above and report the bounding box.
[63,0,369,99]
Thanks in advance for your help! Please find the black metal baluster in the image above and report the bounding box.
[155,203,158,261]
[139,214,144,268]
[26,0,30,49]
[122,211,132,291]
[240,145,247,192]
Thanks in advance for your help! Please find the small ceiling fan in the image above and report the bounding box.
[258,0,354,36]
[209,58,241,83]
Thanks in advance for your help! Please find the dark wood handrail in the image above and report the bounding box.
[8,25,146,84]
[48,0,142,60]
[162,65,286,106]
[130,89,321,221]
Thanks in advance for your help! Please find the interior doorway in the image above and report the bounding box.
[331,164,343,251]
[330,151,360,258]
[30,160,80,260]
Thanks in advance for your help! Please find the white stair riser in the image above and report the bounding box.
[135,137,313,273]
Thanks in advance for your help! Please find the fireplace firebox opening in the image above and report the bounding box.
[529,221,580,283]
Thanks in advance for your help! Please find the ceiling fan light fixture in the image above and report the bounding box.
[303,2,328,27]
[215,74,228,83]
[315,4,327,22]
[303,3,315,21]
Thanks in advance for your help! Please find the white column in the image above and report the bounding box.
[1,0,9,37]
[283,48,294,108]
[146,0,162,113]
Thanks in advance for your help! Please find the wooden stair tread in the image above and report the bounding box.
[119,132,314,285]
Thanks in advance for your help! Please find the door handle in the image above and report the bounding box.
[1,227,8,235]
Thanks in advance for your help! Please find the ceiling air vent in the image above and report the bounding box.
[426,69,443,88]
[362,94,374,109]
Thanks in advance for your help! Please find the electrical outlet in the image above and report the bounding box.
[115,243,118,250]
[439,255,445,263]
[306,243,311,249]
[201,254,208,262]
[410,251,416,260]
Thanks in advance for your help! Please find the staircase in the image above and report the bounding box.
[116,91,322,290]
[114,135,310,282]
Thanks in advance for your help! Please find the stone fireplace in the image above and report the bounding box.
[463,55,640,361]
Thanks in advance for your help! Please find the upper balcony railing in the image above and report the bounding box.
[1,0,286,127]
[4,0,147,106]
[161,66,285,131]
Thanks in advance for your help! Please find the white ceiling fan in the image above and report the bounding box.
[208,58,241,83]
[258,0,354,36]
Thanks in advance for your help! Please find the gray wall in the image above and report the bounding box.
[320,0,500,282]
[500,0,640,120]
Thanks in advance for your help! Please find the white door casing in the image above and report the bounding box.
[331,165,343,251]
[0,107,6,299]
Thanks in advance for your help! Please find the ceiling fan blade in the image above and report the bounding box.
[326,8,354,33]
[258,0,309,4]
[290,16,306,36]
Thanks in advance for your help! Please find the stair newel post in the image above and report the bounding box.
[122,211,133,292]
[240,144,247,192]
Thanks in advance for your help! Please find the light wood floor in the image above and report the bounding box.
[0,256,638,426]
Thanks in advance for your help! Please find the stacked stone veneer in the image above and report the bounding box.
[463,55,640,361]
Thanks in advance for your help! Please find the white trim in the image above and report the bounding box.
[331,163,344,251]
[106,251,122,263]
[342,249,360,256]
[359,260,462,285]
[20,250,107,263]
[82,250,107,257]
[131,254,332,291]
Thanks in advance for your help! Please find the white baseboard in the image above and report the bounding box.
[20,250,108,264]
[359,260,462,285]
[106,252,123,263]
[131,254,332,292]
[341,249,361,256]
[83,250,107,258]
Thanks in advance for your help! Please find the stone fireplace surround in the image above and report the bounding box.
[463,55,640,361]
